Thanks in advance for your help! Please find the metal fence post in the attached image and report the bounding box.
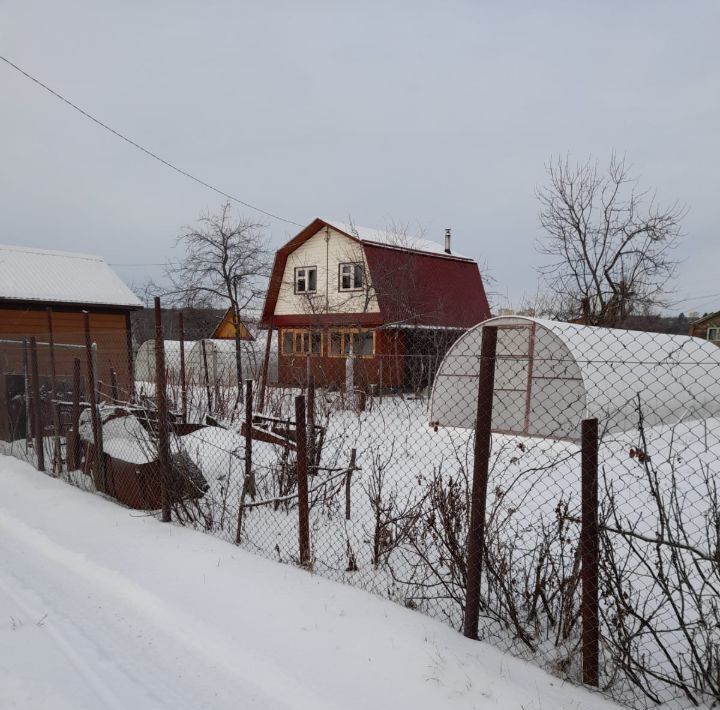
[463,325,498,640]
[307,373,316,472]
[581,417,600,687]
[84,311,105,491]
[22,338,31,451]
[244,378,254,497]
[46,307,62,473]
[295,394,311,568]
[68,357,81,471]
[201,339,213,416]
[29,337,45,472]
[258,326,273,413]
[178,311,187,423]
[154,297,172,523]
[110,368,119,403]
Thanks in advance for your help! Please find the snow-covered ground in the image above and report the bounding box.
[0,453,620,710]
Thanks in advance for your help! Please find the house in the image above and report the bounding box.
[209,309,255,340]
[689,311,720,346]
[0,245,142,438]
[259,218,491,389]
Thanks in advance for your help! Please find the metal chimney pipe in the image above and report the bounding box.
[444,228,451,254]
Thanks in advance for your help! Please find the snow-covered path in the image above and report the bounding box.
[0,456,620,710]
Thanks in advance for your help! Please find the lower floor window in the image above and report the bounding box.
[282,329,322,355]
[329,329,374,357]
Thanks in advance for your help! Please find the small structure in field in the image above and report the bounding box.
[185,338,275,385]
[209,309,255,340]
[689,311,720,347]
[0,244,142,439]
[430,316,720,440]
[134,340,188,383]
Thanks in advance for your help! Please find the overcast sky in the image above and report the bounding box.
[2,1,719,314]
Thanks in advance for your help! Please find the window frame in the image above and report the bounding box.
[707,327,720,342]
[327,328,375,358]
[281,328,323,356]
[338,262,365,292]
[294,266,318,294]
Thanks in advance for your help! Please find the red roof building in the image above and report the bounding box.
[260,218,491,389]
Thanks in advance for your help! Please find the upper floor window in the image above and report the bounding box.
[339,263,365,291]
[295,266,317,294]
[707,327,720,343]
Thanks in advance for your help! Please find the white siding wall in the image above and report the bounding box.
[274,227,380,316]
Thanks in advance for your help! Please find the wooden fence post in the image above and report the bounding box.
[463,325,498,640]
[154,297,172,523]
[581,417,600,687]
[84,311,106,492]
[295,394,311,568]
[29,337,45,472]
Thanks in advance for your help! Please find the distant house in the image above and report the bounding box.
[259,218,491,389]
[209,309,255,340]
[689,311,720,346]
[0,245,142,429]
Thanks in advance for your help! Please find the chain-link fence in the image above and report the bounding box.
[2,306,720,709]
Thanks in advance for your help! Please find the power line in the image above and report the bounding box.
[0,54,303,228]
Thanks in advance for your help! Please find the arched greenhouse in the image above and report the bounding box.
[429,316,720,440]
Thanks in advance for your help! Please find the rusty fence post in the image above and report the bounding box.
[345,448,357,520]
[463,325,498,640]
[201,339,213,416]
[29,337,45,472]
[68,358,81,471]
[22,338,31,451]
[295,394,311,568]
[258,326,273,413]
[84,311,106,492]
[178,311,187,423]
[110,368,119,403]
[244,378,255,496]
[581,417,600,687]
[154,297,172,523]
[307,373,316,472]
[46,307,62,474]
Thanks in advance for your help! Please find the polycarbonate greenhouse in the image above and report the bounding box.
[429,316,720,440]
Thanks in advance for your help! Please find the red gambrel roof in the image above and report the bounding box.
[260,218,490,329]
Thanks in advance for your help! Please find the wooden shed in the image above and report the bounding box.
[0,244,142,439]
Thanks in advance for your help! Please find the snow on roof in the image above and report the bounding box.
[0,244,142,308]
[322,219,471,260]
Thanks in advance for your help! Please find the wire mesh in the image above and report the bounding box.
[1,313,720,709]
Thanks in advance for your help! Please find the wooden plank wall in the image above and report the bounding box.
[0,308,133,399]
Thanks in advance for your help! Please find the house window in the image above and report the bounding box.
[329,329,374,357]
[295,266,317,294]
[281,329,322,355]
[707,327,720,343]
[339,263,365,291]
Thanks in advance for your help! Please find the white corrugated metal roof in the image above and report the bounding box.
[0,244,142,308]
[322,219,470,260]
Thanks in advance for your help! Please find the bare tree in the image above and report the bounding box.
[536,154,684,326]
[164,202,271,405]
